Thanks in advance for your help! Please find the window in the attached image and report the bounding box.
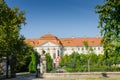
[101,51,103,53]
[34,48,37,51]
[47,48,50,50]
[64,48,67,51]
[57,50,59,56]
[72,48,74,51]
[98,47,100,50]
[53,53,56,59]
[82,47,84,50]
[41,48,44,50]
[53,48,56,50]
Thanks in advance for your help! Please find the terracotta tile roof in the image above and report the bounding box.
[25,34,62,47]
[24,34,102,47]
[40,34,58,40]
[59,38,102,46]
[24,38,39,46]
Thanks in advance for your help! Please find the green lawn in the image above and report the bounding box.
[87,78,120,80]
[55,78,120,80]
[40,77,120,80]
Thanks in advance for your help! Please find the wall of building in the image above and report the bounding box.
[35,45,104,61]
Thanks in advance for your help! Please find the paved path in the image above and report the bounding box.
[4,73,86,80]
[4,72,120,80]
[4,73,43,80]
[4,73,73,80]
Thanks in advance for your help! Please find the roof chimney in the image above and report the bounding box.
[96,35,99,38]
[71,35,75,38]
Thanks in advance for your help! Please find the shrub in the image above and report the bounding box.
[28,52,36,73]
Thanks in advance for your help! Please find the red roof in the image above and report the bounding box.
[60,38,101,46]
[40,34,58,40]
[25,34,62,46]
[25,34,102,47]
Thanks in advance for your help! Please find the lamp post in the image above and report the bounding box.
[36,55,40,78]
[36,63,40,78]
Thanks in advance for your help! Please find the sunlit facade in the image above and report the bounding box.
[25,34,103,64]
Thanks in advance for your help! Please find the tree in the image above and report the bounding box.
[15,45,33,73]
[62,52,82,72]
[0,0,26,78]
[59,54,69,67]
[83,41,91,72]
[83,41,89,51]
[29,51,36,73]
[95,0,120,62]
[45,53,53,72]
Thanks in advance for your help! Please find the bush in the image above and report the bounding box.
[45,53,53,72]
[28,52,36,73]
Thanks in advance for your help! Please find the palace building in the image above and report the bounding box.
[25,34,103,64]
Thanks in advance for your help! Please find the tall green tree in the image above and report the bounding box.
[15,45,33,73]
[83,41,91,72]
[45,53,53,72]
[0,0,26,77]
[59,54,69,67]
[29,51,36,73]
[95,0,120,63]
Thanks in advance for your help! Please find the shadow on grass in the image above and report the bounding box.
[101,73,109,78]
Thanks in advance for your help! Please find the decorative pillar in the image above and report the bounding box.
[40,50,46,74]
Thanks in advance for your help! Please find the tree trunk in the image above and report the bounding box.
[10,55,16,78]
[6,55,9,78]
[88,59,90,72]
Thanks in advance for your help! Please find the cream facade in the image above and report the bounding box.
[25,34,103,64]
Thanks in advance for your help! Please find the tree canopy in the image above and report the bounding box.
[45,53,53,72]
[0,0,26,56]
[95,0,120,60]
[0,0,29,77]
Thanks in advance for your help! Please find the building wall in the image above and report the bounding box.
[63,46,103,55]
[0,58,6,75]
[34,43,104,63]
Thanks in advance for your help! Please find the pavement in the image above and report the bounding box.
[4,73,44,80]
[4,72,120,80]
[4,73,72,80]
[3,73,87,80]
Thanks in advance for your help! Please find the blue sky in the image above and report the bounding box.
[5,0,104,38]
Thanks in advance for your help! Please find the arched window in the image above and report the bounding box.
[57,50,59,56]
[53,53,56,59]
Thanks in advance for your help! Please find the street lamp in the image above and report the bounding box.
[36,63,40,78]
[36,55,40,78]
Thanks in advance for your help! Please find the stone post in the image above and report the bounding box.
[40,50,46,74]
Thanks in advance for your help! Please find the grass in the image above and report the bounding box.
[47,78,120,80]
[87,78,120,80]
